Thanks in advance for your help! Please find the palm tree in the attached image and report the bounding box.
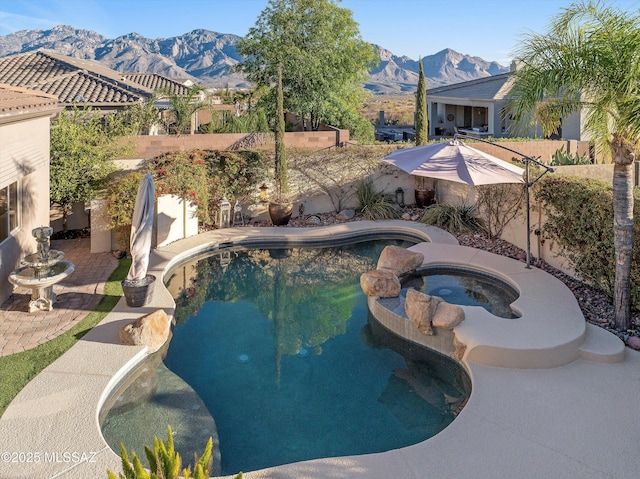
[508,1,640,330]
[159,85,206,135]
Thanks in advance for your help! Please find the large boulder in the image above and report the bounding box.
[405,288,441,336]
[119,309,171,353]
[377,245,424,276]
[360,269,401,298]
[432,301,465,330]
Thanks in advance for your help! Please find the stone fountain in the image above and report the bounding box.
[8,226,75,313]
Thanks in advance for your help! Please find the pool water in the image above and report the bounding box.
[101,239,471,476]
[403,266,520,319]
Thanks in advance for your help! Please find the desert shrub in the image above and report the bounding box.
[420,202,484,234]
[356,179,401,220]
[200,109,270,134]
[337,111,375,144]
[534,175,640,307]
[475,183,525,239]
[548,148,592,166]
[202,149,266,220]
[106,425,240,479]
[103,172,146,252]
[289,145,395,212]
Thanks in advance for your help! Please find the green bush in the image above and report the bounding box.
[420,202,484,234]
[147,149,267,227]
[475,183,525,239]
[534,175,640,304]
[150,150,211,224]
[356,180,401,220]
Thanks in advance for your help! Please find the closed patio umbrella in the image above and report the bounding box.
[126,173,155,284]
[381,139,525,186]
[122,173,156,307]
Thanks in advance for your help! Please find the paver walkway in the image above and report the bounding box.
[0,237,118,356]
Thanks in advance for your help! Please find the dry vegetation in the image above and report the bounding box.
[360,94,416,126]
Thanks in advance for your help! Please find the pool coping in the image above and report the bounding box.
[0,220,637,479]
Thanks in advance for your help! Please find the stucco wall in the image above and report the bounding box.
[0,116,52,304]
[120,129,350,160]
[467,139,591,164]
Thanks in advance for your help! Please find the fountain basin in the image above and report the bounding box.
[9,260,75,312]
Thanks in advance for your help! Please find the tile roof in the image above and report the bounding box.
[0,83,61,123]
[427,72,515,101]
[0,51,153,108]
[123,73,192,96]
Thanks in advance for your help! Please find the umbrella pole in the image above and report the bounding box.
[525,163,531,269]
[454,133,554,268]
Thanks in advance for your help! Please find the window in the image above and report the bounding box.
[0,181,19,242]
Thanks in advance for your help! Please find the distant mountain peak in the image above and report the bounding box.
[0,25,509,92]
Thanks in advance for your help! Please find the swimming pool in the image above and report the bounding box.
[404,265,520,319]
[101,238,471,476]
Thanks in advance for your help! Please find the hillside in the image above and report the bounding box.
[0,25,509,92]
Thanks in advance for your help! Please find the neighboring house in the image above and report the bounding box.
[0,51,211,132]
[426,63,585,141]
[0,84,62,305]
[0,51,151,113]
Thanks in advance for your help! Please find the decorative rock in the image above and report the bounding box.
[401,213,411,220]
[337,209,355,220]
[305,215,322,225]
[360,269,401,298]
[410,214,421,221]
[405,288,441,336]
[627,336,640,350]
[377,245,424,276]
[119,309,171,353]
[432,301,465,330]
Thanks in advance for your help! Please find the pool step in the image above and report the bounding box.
[579,323,626,363]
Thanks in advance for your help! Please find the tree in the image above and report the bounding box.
[415,57,428,145]
[117,93,160,135]
[508,1,640,330]
[49,105,133,231]
[159,86,206,135]
[274,64,288,199]
[236,0,377,134]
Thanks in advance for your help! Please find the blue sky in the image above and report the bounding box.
[1,0,639,65]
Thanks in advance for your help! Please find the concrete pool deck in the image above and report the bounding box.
[0,220,638,478]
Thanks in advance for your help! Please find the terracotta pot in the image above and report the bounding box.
[415,189,435,208]
[268,201,294,226]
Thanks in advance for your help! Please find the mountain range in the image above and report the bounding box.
[0,25,509,93]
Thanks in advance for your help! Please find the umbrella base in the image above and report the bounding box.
[122,275,156,308]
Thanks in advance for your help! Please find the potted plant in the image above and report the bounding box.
[414,177,435,208]
[268,64,293,226]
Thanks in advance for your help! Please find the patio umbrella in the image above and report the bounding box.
[126,173,155,284]
[381,140,525,186]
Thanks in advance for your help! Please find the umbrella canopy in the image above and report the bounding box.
[381,140,525,186]
[126,173,155,284]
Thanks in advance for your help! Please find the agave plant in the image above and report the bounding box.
[420,202,484,235]
[106,425,242,479]
[356,180,402,220]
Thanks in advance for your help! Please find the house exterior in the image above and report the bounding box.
[426,65,585,141]
[0,84,62,305]
[0,51,151,113]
